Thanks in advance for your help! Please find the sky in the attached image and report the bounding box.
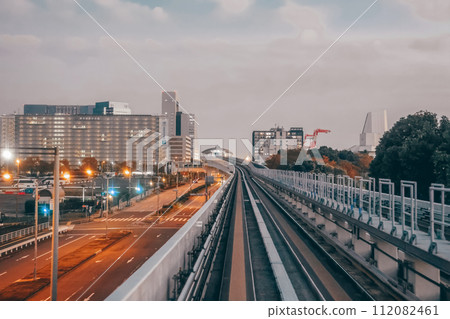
[1,0,449,156]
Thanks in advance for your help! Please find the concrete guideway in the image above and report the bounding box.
[252,167,450,300]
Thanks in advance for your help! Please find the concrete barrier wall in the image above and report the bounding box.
[106,172,233,301]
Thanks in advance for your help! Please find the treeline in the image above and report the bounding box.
[265,111,450,200]
[265,147,372,178]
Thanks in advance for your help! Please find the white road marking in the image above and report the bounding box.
[65,287,82,301]
[16,255,29,262]
[42,296,51,301]
[0,271,7,277]
[84,292,95,301]
[127,257,134,264]
[66,236,74,240]
[156,234,161,238]
[95,259,103,263]
[89,235,96,239]
[34,234,89,260]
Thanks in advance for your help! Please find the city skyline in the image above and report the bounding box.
[0,0,449,153]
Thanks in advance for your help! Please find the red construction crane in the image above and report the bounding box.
[304,129,331,149]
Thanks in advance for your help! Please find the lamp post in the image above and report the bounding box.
[86,169,93,221]
[102,174,114,238]
[16,159,20,219]
[124,169,131,206]
[2,147,60,300]
[34,179,39,280]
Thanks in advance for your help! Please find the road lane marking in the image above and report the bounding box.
[0,272,7,277]
[95,260,103,263]
[34,234,89,260]
[66,236,74,240]
[42,296,51,301]
[156,234,161,238]
[76,183,201,300]
[84,292,95,301]
[127,257,134,264]
[16,255,29,262]
[89,235,96,239]
[65,287,82,301]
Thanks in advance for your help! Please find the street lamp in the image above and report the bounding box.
[86,169,93,221]
[15,158,20,218]
[33,179,39,280]
[2,147,60,301]
[124,169,131,206]
[2,149,12,160]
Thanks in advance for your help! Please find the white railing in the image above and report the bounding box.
[251,166,450,251]
[0,222,50,244]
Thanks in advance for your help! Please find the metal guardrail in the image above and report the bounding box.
[0,222,49,244]
[251,167,449,252]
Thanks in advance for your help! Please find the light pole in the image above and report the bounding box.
[102,174,114,238]
[2,147,59,300]
[175,160,179,200]
[51,148,60,301]
[16,159,20,219]
[86,169,93,221]
[124,169,131,206]
[34,179,39,280]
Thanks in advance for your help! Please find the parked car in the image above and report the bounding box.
[13,179,35,189]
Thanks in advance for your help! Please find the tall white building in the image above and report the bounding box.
[351,110,388,156]
[161,91,179,137]
[160,91,194,163]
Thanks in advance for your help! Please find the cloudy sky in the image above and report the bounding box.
[1,0,449,155]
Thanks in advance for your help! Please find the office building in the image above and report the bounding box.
[24,104,95,115]
[160,91,194,163]
[3,112,159,168]
[161,91,179,137]
[252,126,304,162]
[93,101,131,115]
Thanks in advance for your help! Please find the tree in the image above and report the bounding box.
[433,116,450,187]
[79,157,98,175]
[370,111,448,199]
[61,159,71,174]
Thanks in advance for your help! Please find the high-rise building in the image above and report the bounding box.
[24,104,95,115]
[350,110,388,156]
[93,101,131,115]
[2,112,158,167]
[161,91,179,137]
[161,91,195,163]
[252,126,304,162]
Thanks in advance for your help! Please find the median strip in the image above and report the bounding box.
[0,231,131,301]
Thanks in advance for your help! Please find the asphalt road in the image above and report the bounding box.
[0,179,220,301]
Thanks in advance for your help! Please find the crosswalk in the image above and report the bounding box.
[97,217,190,223]
[97,217,145,222]
[164,217,189,222]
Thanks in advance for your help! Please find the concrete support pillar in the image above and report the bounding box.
[337,226,352,244]
[324,218,336,234]
[407,257,441,300]
[374,240,398,280]
[353,231,372,260]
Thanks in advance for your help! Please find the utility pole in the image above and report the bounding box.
[33,180,38,280]
[105,177,109,238]
[50,147,59,301]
